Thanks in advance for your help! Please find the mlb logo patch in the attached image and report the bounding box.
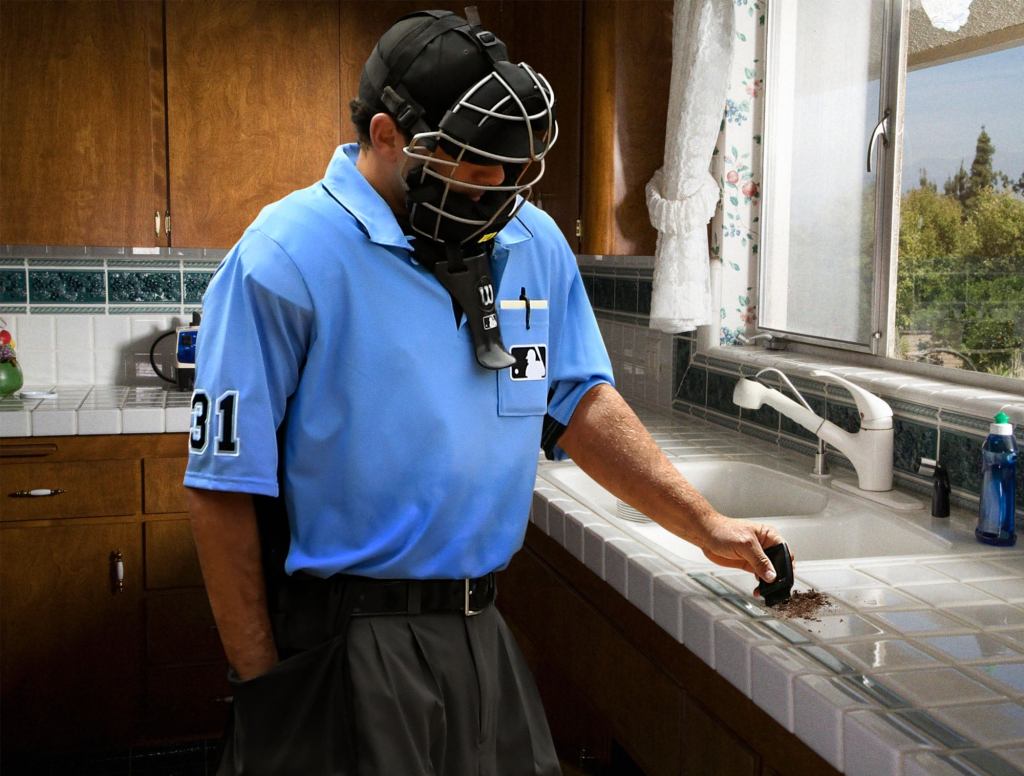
[509,345,547,381]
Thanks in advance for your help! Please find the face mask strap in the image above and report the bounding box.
[413,239,516,371]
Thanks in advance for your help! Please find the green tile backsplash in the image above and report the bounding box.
[29,270,106,303]
[108,271,181,304]
[0,270,26,303]
[0,248,222,313]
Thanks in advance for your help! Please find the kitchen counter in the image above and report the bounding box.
[5,385,1024,774]
[534,407,1024,776]
[0,385,193,436]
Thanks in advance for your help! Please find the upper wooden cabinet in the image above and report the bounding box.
[0,0,166,247]
[502,1,583,251]
[580,0,673,256]
[165,1,341,248]
[2,0,641,254]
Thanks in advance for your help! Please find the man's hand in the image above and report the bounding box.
[559,384,793,586]
[697,513,793,588]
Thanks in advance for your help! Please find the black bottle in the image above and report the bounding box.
[931,462,950,518]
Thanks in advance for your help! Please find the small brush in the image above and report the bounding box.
[758,543,795,606]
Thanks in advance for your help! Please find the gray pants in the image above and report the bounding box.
[219,580,560,776]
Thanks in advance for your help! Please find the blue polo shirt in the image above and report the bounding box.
[184,144,613,579]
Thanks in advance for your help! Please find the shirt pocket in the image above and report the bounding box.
[496,300,550,416]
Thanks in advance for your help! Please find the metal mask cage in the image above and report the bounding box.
[402,61,558,245]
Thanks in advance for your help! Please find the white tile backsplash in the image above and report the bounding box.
[18,350,57,384]
[10,314,187,387]
[56,315,94,351]
[56,348,95,384]
[14,314,55,350]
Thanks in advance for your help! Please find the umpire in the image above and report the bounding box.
[185,9,785,775]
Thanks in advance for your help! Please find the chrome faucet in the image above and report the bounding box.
[736,332,786,350]
[733,369,894,492]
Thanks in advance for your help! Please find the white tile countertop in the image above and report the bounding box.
[0,385,193,436]
[4,385,1024,773]
[534,407,1024,776]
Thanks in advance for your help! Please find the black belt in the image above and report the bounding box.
[290,571,497,618]
[350,573,497,617]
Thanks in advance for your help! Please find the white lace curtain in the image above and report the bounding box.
[645,0,735,333]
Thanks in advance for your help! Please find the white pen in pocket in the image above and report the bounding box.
[499,299,548,310]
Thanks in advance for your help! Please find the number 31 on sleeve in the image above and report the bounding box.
[189,390,239,456]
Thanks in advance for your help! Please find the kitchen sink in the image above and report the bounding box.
[550,460,829,520]
[540,459,978,564]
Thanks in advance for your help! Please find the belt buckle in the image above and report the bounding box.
[464,578,485,616]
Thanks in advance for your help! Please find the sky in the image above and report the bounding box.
[902,43,1024,192]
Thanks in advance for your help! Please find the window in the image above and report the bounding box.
[759,0,1024,382]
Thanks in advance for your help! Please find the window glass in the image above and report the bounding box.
[895,7,1024,378]
[760,0,886,346]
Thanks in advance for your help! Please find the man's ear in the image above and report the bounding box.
[368,113,404,163]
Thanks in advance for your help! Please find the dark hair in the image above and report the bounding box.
[349,97,415,149]
[349,98,375,147]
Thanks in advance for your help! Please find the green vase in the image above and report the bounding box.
[0,360,24,396]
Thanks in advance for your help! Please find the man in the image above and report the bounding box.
[186,9,785,775]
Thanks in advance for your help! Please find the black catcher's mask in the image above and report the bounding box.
[359,9,557,369]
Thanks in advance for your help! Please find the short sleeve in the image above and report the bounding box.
[183,229,313,496]
[544,247,614,460]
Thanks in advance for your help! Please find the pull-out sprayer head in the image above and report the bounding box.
[733,378,767,410]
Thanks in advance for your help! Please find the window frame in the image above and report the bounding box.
[752,0,1024,394]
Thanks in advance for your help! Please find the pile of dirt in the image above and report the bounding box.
[768,589,833,622]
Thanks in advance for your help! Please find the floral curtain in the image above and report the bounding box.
[713,0,766,345]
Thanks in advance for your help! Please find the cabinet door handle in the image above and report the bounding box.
[110,550,125,594]
[8,488,65,498]
[0,444,58,458]
[155,210,162,238]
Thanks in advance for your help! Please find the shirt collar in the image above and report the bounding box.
[495,209,533,248]
[322,144,412,251]
[322,143,535,252]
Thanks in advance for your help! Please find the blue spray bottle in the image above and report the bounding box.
[975,412,1017,547]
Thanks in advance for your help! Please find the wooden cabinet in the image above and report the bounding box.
[0,519,143,751]
[0,0,166,247]
[580,0,674,256]
[498,526,840,776]
[1,0,340,249]
[1,0,601,251]
[164,0,341,247]
[0,434,226,753]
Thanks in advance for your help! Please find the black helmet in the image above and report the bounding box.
[358,9,558,246]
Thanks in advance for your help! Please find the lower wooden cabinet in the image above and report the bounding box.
[0,434,227,753]
[498,526,839,776]
[0,519,143,751]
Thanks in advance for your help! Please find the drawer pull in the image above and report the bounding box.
[0,444,58,458]
[111,550,125,593]
[9,488,66,498]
